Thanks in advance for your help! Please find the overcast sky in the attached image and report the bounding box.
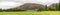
[0,0,59,9]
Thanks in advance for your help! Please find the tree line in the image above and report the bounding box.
[0,3,60,12]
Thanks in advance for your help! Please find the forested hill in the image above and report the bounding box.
[19,3,44,10]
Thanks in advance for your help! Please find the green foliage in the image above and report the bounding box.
[59,3,60,10]
[0,9,3,12]
[48,3,59,11]
[5,7,26,12]
[45,5,48,11]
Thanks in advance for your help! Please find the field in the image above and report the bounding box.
[0,11,60,15]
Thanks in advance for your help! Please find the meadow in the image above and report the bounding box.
[0,11,60,15]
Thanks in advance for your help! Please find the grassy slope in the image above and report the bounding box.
[0,11,60,15]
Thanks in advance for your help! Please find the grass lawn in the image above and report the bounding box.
[0,11,60,15]
[32,11,60,15]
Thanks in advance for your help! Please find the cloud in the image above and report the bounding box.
[0,1,23,9]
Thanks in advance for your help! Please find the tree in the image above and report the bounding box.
[48,3,59,11]
[45,4,48,11]
[0,9,3,12]
[5,7,26,12]
[59,2,60,10]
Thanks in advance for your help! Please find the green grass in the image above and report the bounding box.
[32,11,60,15]
[0,12,32,15]
[0,11,60,15]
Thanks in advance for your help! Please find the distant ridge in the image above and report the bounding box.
[19,3,44,10]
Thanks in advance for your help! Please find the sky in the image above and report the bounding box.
[0,0,59,9]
